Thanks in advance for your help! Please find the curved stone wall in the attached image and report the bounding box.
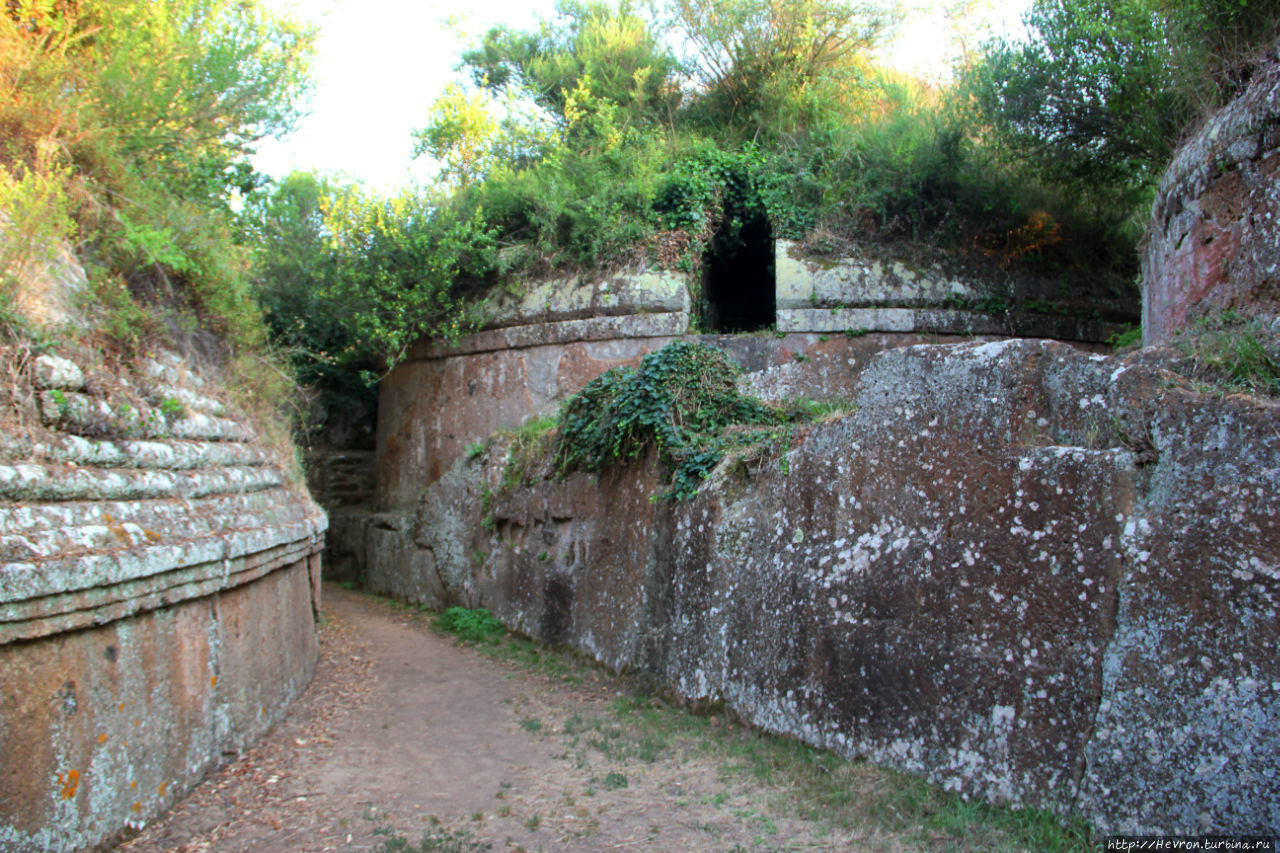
[1143,45,1280,344]
[775,239,1134,341]
[0,349,326,853]
[375,258,1123,513]
[397,339,1279,835]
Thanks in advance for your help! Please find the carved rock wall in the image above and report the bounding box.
[0,349,326,853]
[776,239,1134,342]
[384,339,1279,835]
[1143,45,1280,343]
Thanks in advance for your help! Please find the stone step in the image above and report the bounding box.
[0,488,299,534]
[0,433,269,469]
[0,487,320,563]
[0,463,282,503]
[37,390,252,442]
[0,512,325,620]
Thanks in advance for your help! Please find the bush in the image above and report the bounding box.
[434,607,507,644]
[556,341,787,498]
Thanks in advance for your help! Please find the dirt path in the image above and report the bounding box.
[114,587,920,852]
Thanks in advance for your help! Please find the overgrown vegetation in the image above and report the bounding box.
[244,0,1280,412]
[434,606,508,644]
[7,0,1278,432]
[0,0,314,446]
[1,0,311,341]
[1173,311,1280,396]
[555,341,808,499]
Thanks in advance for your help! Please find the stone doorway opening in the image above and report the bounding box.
[702,211,775,332]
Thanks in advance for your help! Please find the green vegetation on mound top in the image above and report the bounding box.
[6,0,1278,436]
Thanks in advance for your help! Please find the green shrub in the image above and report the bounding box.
[434,607,507,644]
[556,341,789,499]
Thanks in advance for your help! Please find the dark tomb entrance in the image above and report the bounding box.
[702,211,775,332]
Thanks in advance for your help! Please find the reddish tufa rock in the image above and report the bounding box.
[394,339,1279,835]
[1143,43,1280,343]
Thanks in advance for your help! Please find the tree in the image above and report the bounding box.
[414,84,500,185]
[965,0,1187,196]
[461,0,681,130]
[966,0,1280,200]
[670,0,899,140]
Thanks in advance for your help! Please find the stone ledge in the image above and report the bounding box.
[0,463,283,502]
[480,269,690,329]
[0,490,323,562]
[0,502,326,626]
[0,489,309,535]
[0,433,269,469]
[0,534,321,644]
[1156,44,1280,204]
[33,355,84,390]
[410,312,691,360]
[777,307,1127,343]
[37,390,252,441]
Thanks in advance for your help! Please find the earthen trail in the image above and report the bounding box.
[117,585,869,852]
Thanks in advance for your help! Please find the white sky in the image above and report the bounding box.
[252,0,1031,194]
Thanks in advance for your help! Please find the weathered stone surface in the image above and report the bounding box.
[1143,44,1280,343]
[481,268,691,330]
[0,433,270,469]
[376,331,1001,508]
[383,338,1278,834]
[776,239,974,309]
[0,462,283,503]
[37,388,251,441]
[1076,385,1280,834]
[1,348,326,852]
[776,240,1135,342]
[777,306,1128,343]
[412,312,692,360]
[0,558,317,853]
[377,336,686,507]
[33,355,84,391]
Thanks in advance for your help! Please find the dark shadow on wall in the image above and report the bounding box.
[703,213,775,332]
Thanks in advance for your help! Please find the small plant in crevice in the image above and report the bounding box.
[1108,324,1142,350]
[434,607,506,644]
[497,414,557,492]
[158,396,186,421]
[1174,311,1280,396]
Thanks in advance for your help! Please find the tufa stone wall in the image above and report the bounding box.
[374,257,1115,512]
[1143,43,1280,344]
[776,239,1135,342]
[373,339,1278,835]
[0,348,326,853]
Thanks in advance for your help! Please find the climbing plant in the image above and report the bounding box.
[555,341,799,499]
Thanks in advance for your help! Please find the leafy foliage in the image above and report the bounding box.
[555,341,791,499]
[434,607,508,644]
[671,0,897,141]
[965,0,1280,205]
[1,0,313,361]
[461,0,681,130]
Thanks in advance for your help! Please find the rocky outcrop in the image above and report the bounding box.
[1143,43,1280,343]
[0,348,326,853]
[382,339,1279,835]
